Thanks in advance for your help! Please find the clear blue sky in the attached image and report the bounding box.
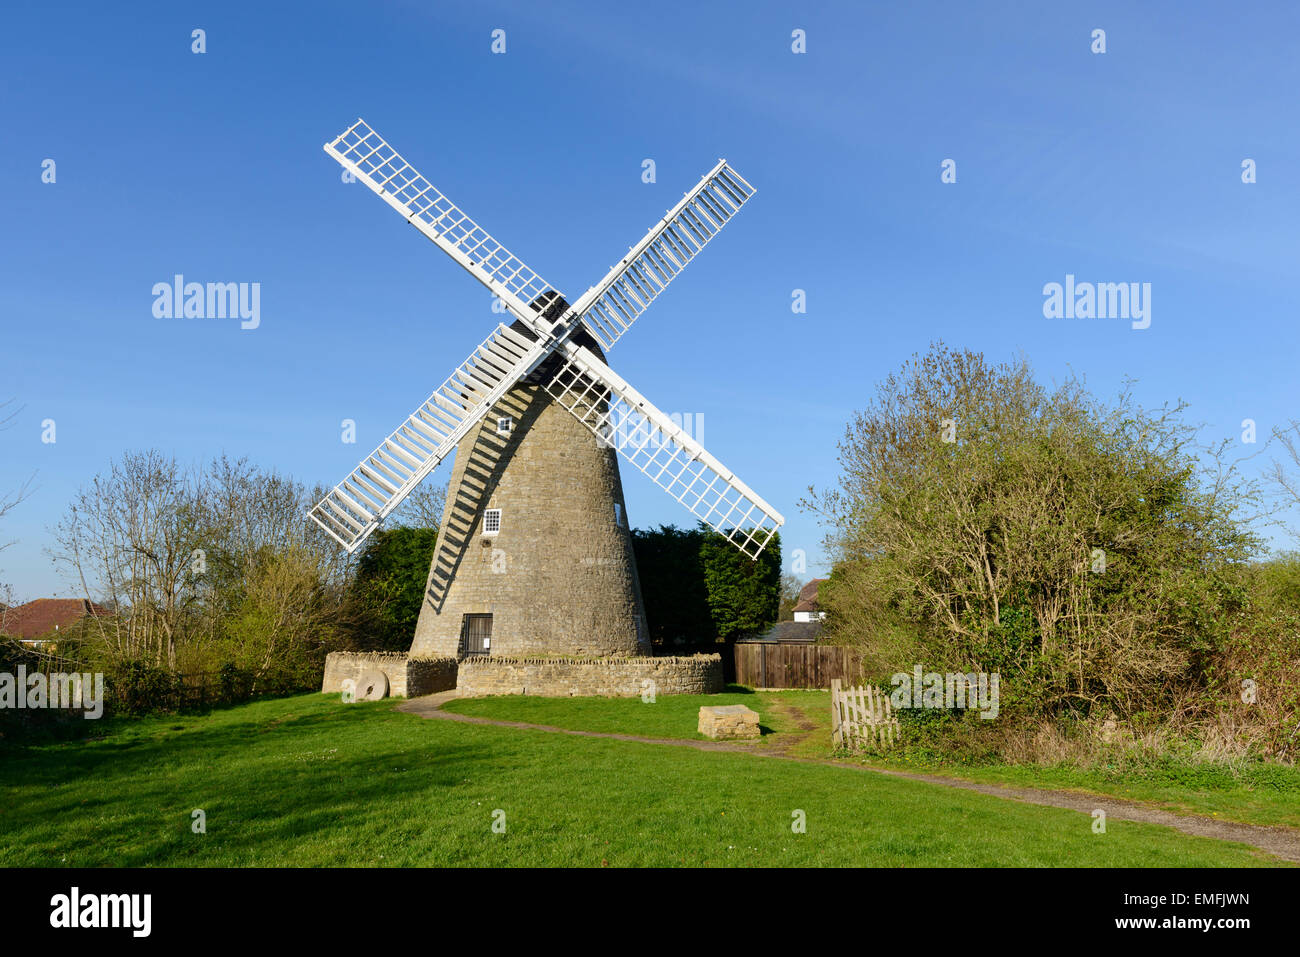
[2,0,1298,600]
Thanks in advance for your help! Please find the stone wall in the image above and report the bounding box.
[455,654,723,698]
[406,656,459,697]
[321,652,458,699]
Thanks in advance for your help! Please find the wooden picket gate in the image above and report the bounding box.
[830,678,899,750]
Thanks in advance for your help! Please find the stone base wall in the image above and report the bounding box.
[406,656,459,696]
[455,654,723,698]
[321,652,458,699]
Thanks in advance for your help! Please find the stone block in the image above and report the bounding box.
[698,704,761,740]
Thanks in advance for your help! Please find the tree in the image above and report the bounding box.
[631,525,713,645]
[391,481,446,531]
[50,452,350,685]
[348,527,440,650]
[1269,419,1300,541]
[51,451,208,669]
[700,528,781,640]
[778,574,805,622]
[806,342,1259,719]
[199,455,352,684]
[0,398,33,630]
[631,525,782,646]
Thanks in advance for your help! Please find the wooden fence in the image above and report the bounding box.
[734,642,864,689]
[830,678,899,750]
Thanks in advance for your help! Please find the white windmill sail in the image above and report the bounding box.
[324,119,755,351]
[308,323,547,551]
[568,160,756,351]
[324,119,556,331]
[543,342,784,560]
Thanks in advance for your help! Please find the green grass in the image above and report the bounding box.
[445,687,1300,830]
[865,756,1300,831]
[443,685,830,745]
[0,693,1286,866]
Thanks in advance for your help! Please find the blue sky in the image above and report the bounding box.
[2,0,1298,600]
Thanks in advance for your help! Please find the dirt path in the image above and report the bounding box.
[754,698,819,756]
[397,693,1300,864]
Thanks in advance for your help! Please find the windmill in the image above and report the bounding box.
[309,119,783,659]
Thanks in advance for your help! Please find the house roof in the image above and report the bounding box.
[792,578,826,614]
[0,598,109,640]
[752,620,823,643]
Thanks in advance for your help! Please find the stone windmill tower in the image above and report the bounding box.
[410,295,649,659]
[309,120,783,661]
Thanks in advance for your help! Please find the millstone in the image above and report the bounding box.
[356,670,389,701]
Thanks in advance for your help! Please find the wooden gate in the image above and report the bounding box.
[830,678,899,750]
[733,642,863,689]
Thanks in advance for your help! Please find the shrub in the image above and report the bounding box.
[809,343,1261,726]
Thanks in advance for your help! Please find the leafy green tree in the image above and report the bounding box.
[807,342,1260,720]
[700,527,781,640]
[632,524,782,646]
[631,525,713,645]
[349,527,439,651]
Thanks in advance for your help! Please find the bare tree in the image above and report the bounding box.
[390,480,446,531]
[1269,420,1300,541]
[51,451,208,669]
[0,398,35,633]
[778,573,805,621]
[0,398,34,542]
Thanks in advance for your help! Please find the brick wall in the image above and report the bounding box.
[455,654,723,698]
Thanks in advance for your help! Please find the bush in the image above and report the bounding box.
[810,343,1261,727]
[633,524,782,647]
[108,660,180,716]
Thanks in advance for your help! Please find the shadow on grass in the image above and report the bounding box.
[2,698,563,866]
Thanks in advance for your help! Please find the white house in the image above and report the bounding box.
[792,579,826,623]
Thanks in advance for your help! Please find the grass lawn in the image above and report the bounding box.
[0,692,1286,867]
[868,756,1300,832]
[444,685,831,751]
[445,687,1300,831]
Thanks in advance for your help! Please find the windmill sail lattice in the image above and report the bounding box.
[325,120,555,328]
[310,118,783,558]
[543,342,781,559]
[310,323,546,549]
[571,160,756,351]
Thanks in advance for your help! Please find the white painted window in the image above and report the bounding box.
[497,416,513,435]
[483,508,502,535]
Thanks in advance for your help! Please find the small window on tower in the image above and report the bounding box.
[614,503,624,527]
[497,416,513,435]
[483,508,502,535]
